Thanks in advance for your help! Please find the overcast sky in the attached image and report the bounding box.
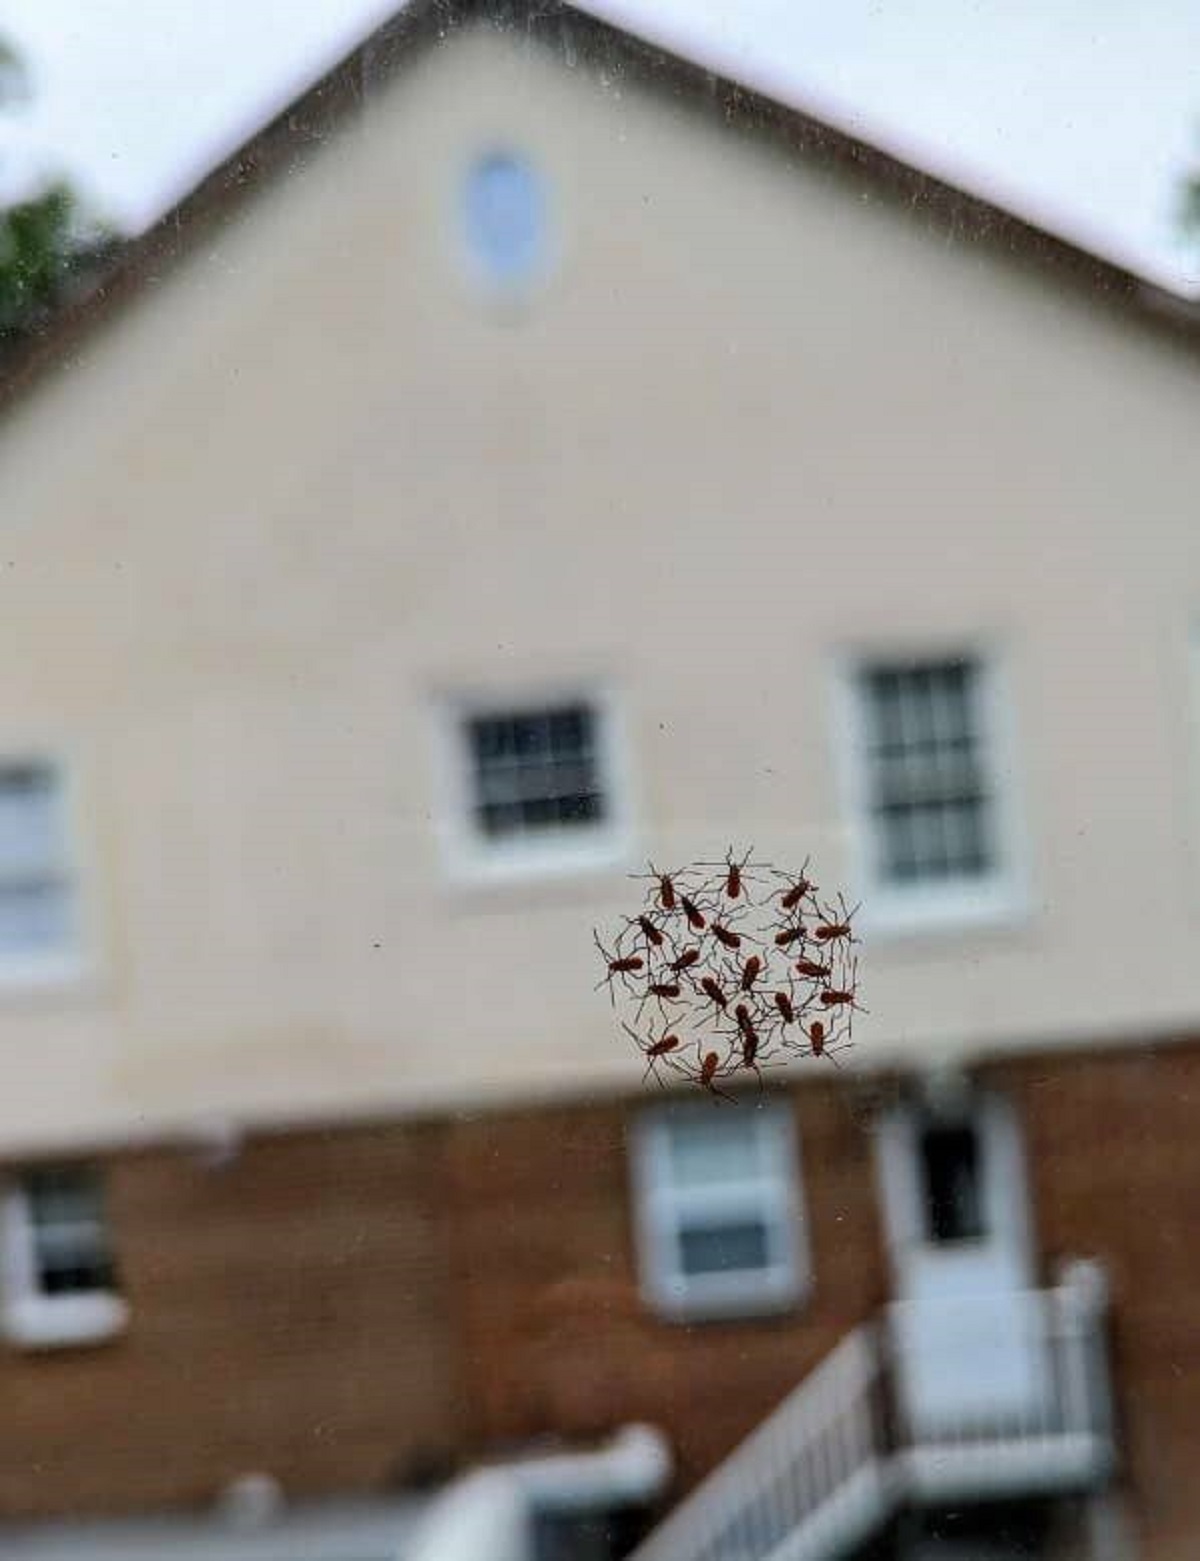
[1,0,1197,295]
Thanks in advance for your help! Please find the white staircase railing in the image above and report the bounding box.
[628,1274,1113,1561]
[628,1325,895,1561]
[890,1269,1114,1503]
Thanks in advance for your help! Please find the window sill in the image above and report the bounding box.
[645,1273,808,1324]
[442,828,634,891]
[3,1292,128,1350]
[859,880,1030,943]
[0,949,96,997]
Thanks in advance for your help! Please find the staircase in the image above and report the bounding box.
[628,1272,1113,1561]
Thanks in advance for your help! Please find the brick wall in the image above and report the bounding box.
[442,1082,890,1490]
[992,1042,1200,1561]
[0,1123,465,1517]
[0,1044,1198,1558]
[0,1079,888,1520]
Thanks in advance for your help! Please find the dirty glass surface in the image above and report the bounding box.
[0,4,1196,1561]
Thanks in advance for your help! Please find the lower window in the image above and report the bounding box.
[629,1102,809,1320]
[1,1165,127,1348]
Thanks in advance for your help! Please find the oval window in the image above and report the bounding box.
[460,150,548,290]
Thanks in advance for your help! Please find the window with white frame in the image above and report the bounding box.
[630,1103,808,1320]
[1,1166,127,1348]
[842,654,1023,931]
[448,693,630,879]
[0,760,76,964]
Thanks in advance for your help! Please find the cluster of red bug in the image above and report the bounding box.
[594,849,864,1101]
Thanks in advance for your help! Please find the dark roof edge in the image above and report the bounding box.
[0,0,1196,412]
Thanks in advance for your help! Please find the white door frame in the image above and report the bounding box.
[874,1087,1034,1299]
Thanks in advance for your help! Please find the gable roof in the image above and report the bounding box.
[2,0,1198,414]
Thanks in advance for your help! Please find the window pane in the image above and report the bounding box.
[557,790,603,825]
[860,658,995,887]
[0,881,74,954]
[39,1257,117,1296]
[0,762,64,881]
[466,701,605,843]
[23,1168,118,1297]
[919,1124,985,1243]
[677,1219,771,1277]
[665,1116,766,1186]
[461,151,547,286]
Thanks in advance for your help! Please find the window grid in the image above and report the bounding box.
[861,659,994,885]
[467,703,607,841]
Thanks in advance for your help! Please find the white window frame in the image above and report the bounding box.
[0,1171,128,1350]
[0,751,90,989]
[433,682,634,885]
[831,645,1029,938]
[629,1102,810,1322]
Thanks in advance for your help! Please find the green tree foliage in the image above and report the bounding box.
[1183,171,1200,241]
[0,184,78,339]
[0,39,96,343]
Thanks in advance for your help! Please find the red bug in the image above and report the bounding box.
[711,922,741,951]
[634,862,678,912]
[624,1023,681,1087]
[639,981,683,1022]
[818,962,866,1034]
[711,846,754,900]
[680,895,707,932]
[806,1017,851,1067]
[775,859,816,912]
[669,947,701,975]
[774,924,805,949]
[650,865,678,912]
[819,960,865,1013]
[700,976,728,1011]
[780,879,813,912]
[740,955,763,991]
[774,990,796,1025]
[813,897,859,945]
[698,1048,736,1103]
[734,1005,765,1089]
[794,957,832,980]
[635,914,665,948]
[593,932,644,1005]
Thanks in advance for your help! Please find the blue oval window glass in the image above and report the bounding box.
[461,151,547,287]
